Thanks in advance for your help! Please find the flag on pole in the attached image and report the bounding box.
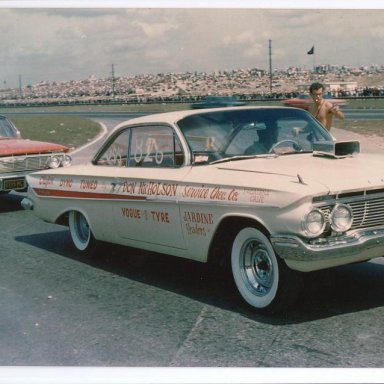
[307,46,314,55]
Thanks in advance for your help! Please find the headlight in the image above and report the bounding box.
[61,154,72,167]
[303,209,326,237]
[47,154,72,168]
[47,156,60,169]
[330,204,353,232]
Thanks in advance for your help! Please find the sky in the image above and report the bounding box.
[1,3,384,88]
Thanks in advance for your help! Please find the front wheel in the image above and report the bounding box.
[68,210,96,253]
[231,227,301,313]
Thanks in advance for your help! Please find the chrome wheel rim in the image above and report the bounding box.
[239,239,274,297]
[74,212,90,245]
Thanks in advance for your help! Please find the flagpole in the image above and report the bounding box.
[307,45,315,72]
[313,52,316,72]
[269,39,272,94]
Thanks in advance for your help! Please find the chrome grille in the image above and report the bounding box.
[349,198,384,228]
[318,193,384,230]
[0,153,57,173]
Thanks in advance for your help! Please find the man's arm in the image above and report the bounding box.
[329,104,345,120]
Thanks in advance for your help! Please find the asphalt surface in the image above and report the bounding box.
[1,113,384,379]
[3,194,384,368]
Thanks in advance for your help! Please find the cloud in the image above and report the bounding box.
[133,20,178,39]
[1,8,384,87]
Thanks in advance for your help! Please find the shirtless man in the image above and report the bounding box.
[308,82,344,131]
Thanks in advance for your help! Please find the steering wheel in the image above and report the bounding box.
[269,139,303,154]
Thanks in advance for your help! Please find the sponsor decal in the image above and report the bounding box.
[80,179,98,190]
[39,175,55,187]
[150,210,170,223]
[121,207,141,219]
[122,181,137,194]
[181,185,239,202]
[120,207,170,224]
[183,211,213,225]
[138,181,177,197]
[112,180,178,198]
[185,223,206,237]
[34,176,269,205]
[59,178,73,188]
[182,185,209,199]
[245,188,270,203]
[183,210,214,237]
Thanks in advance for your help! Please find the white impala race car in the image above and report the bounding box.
[22,106,384,313]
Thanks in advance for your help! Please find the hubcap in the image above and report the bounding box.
[76,213,90,244]
[240,239,274,296]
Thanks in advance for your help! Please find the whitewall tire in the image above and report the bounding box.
[231,227,300,313]
[68,210,95,253]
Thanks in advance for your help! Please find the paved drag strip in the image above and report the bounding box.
[333,127,384,153]
[169,305,209,366]
[70,121,108,155]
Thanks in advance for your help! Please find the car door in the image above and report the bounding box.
[95,124,188,250]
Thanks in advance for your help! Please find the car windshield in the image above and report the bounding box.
[0,117,19,139]
[177,108,332,165]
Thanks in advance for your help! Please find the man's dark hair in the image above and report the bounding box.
[309,82,324,94]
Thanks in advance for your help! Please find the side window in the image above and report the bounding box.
[128,126,184,168]
[96,129,130,166]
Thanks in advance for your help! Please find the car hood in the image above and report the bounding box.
[216,153,384,193]
[0,139,68,157]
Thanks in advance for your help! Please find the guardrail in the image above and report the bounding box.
[1,95,384,109]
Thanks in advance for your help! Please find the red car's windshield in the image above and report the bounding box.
[0,116,19,139]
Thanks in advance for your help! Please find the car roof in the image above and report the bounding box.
[113,105,294,130]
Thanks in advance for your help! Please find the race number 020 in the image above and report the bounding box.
[134,137,164,165]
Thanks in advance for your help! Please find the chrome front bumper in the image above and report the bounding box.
[271,227,384,262]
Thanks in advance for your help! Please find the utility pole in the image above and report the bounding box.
[18,74,23,98]
[111,64,116,98]
[269,40,273,94]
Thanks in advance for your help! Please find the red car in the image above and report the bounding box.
[0,115,71,193]
[282,94,347,110]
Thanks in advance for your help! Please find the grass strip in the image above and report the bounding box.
[4,103,384,149]
[8,115,102,150]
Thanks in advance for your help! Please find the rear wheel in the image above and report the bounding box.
[68,211,96,253]
[231,227,301,313]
